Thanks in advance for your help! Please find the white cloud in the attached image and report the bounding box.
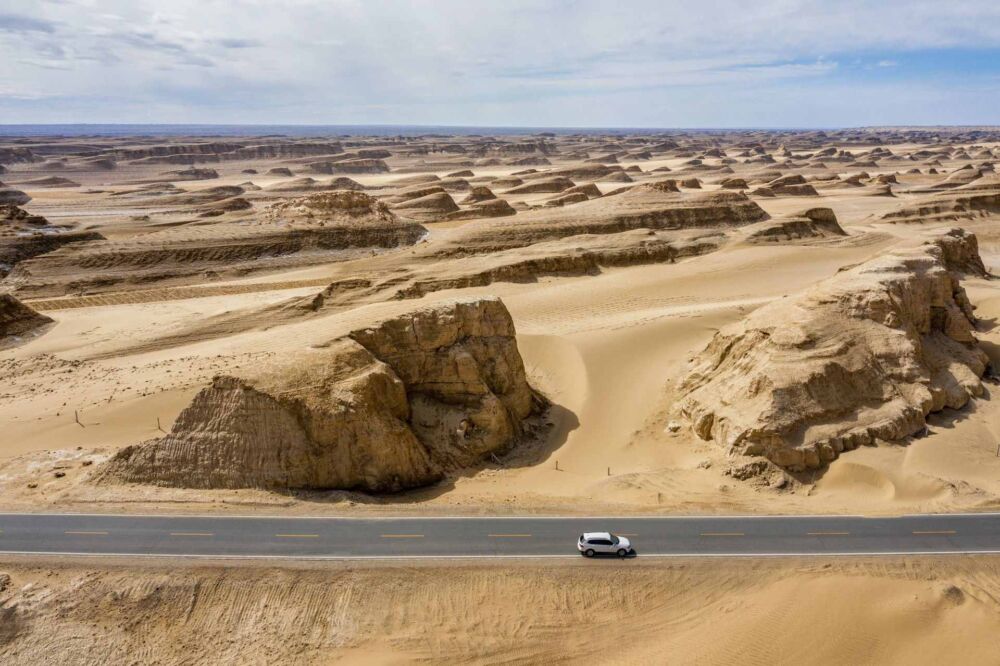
[0,0,998,124]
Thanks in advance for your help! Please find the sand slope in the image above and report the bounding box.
[1,557,999,665]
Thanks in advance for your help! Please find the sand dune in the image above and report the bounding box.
[1,128,1000,520]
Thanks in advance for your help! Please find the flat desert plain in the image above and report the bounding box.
[3,128,1000,663]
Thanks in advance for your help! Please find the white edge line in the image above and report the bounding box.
[0,550,999,561]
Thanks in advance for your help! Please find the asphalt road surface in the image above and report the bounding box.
[0,512,998,559]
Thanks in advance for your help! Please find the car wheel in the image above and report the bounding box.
[585,549,595,558]
[617,549,628,558]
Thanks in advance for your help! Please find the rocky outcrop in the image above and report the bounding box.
[446,199,517,220]
[12,176,81,188]
[390,230,723,301]
[678,228,989,471]
[164,168,219,181]
[0,186,30,206]
[461,186,497,204]
[8,193,425,298]
[0,294,53,345]
[330,159,390,174]
[880,177,1000,224]
[391,191,460,220]
[743,208,847,243]
[437,187,768,255]
[112,142,343,163]
[96,298,543,491]
[0,204,104,278]
[504,177,575,195]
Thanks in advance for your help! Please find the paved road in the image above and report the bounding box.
[1,512,999,559]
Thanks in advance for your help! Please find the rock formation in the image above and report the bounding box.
[678,228,989,471]
[880,176,1000,224]
[743,208,847,243]
[461,186,497,204]
[9,193,425,298]
[437,186,768,255]
[0,294,53,345]
[96,298,543,491]
[446,198,517,220]
[0,204,104,278]
[391,191,460,220]
[0,185,30,206]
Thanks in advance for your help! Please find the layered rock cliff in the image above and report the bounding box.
[678,228,989,471]
[96,297,543,491]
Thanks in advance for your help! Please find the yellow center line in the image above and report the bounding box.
[808,532,851,536]
[380,534,425,538]
[700,532,744,537]
[65,530,108,535]
[488,534,533,538]
[912,530,957,535]
[170,532,214,537]
[275,534,320,538]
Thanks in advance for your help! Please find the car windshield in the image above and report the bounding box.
[610,535,620,545]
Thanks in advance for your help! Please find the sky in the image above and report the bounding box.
[1,0,999,128]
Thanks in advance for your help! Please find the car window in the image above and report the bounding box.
[594,539,612,546]
[611,536,620,545]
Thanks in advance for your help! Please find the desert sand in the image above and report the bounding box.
[2,556,1000,665]
[2,128,1000,516]
[3,128,1000,663]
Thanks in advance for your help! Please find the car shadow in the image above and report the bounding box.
[581,550,639,559]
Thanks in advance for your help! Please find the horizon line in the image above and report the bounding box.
[3,122,1000,131]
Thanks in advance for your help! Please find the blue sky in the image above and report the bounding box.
[1,0,998,127]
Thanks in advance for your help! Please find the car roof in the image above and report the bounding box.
[582,532,612,539]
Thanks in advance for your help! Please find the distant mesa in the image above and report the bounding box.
[198,197,253,218]
[718,178,748,190]
[436,183,769,255]
[0,204,104,278]
[503,176,575,195]
[265,177,363,193]
[743,207,847,243]
[0,185,31,206]
[392,174,441,187]
[12,192,425,298]
[880,175,1000,224]
[388,185,449,204]
[164,168,219,181]
[329,158,390,174]
[391,191,460,220]
[447,198,517,220]
[113,141,344,164]
[563,183,603,198]
[437,177,471,192]
[265,190,400,223]
[544,192,589,207]
[461,186,498,204]
[12,176,81,188]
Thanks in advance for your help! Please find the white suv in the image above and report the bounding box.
[578,532,633,557]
